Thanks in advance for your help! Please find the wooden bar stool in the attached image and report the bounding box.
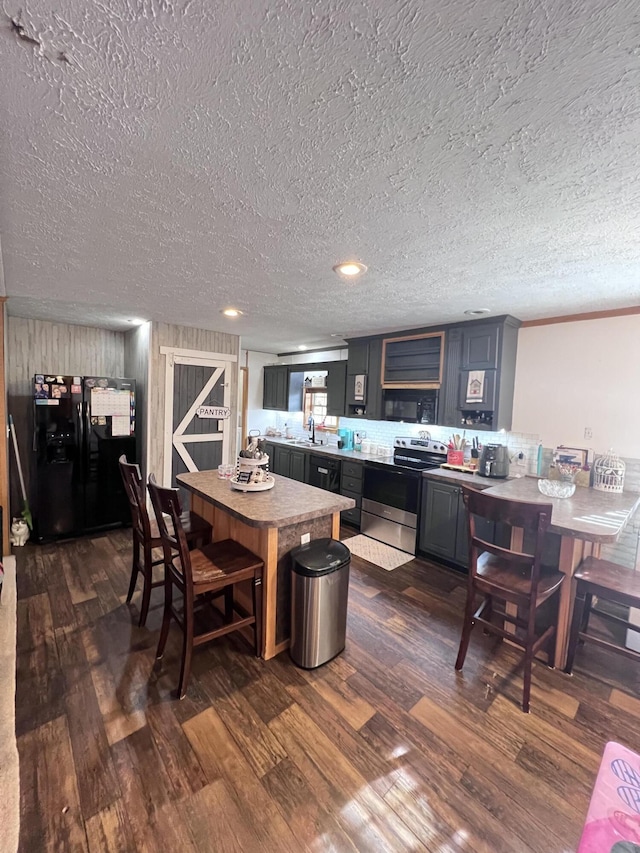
[455,487,564,713]
[565,556,640,674]
[119,456,212,626]
[147,475,264,699]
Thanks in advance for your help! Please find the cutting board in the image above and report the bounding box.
[440,463,478,473]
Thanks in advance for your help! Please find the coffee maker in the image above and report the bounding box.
[478,443,509,478]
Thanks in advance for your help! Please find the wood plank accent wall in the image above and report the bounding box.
[5,316,125,525]
[123,324,150,482]
[0,300,8,553]
[147,323,239,485]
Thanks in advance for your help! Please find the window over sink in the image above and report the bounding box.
[303,389,338,429]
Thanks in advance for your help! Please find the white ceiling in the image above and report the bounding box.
[1,0,639,354]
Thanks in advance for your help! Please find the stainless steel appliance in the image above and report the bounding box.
[33,374,137,540]
[308,454,341,492]
[382,390,438,424]
[478,443,509,478]
[362,437,448,554]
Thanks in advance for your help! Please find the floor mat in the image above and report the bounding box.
[343,535,413,571]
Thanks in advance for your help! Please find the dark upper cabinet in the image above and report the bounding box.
[263,365,288,410]
[439,328,463,428]
[326,362,347,416]
[346,340,369,409]
[263,366,304,412]
[458,369,496,410]
[347,340,369,376]
[366,339,383,420]
[343,337,382,420]
[461,323,500,370]
[452,315,520,431]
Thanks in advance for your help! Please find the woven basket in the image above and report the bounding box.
[593,450,625,493]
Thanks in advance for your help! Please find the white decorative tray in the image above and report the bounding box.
[230,474,275,492]
[237,454,270,466]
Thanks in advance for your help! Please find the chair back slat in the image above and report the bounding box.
[462,487,552,593]
[147,474,193,588]
[119,454,153,541]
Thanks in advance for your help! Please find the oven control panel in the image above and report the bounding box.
[394,436,448,454]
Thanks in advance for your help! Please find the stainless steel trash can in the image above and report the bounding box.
[290,538,351,669]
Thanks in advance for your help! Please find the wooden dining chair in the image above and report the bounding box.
[455,486,564,713]
[118,456,212,627]
[565,556,640,674]
[147,475,264,699]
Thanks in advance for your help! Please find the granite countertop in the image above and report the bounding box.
[177,470,355,529]
[422,467,498,488]
[426,467,640,543]
[262,436,396,466]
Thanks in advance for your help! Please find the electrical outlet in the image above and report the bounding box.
[301,532,310,545]
[584,427,593,440]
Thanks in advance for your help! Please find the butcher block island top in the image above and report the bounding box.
[177,470,354,528]
[177,470,355,659]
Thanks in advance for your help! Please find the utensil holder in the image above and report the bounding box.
[447,450,464,466]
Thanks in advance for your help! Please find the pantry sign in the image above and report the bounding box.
[196,406,230,419]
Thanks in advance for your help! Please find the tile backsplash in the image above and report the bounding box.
[271,411,543,473]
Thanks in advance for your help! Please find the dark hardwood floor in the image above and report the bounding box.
[15,526,640,852]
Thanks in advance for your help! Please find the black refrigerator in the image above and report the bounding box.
[33,374,137,541]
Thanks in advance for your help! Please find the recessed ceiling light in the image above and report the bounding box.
[464,308,490,316]
[333,261,367,277]
[221,308,244,317]
[128,318,147,325]
[330,333,344,338]
[298,345,307,351]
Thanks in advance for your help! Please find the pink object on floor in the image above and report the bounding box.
[577,741,640,852]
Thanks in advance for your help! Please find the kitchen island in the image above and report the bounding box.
[425,469,640,667]
[177,470,355,659]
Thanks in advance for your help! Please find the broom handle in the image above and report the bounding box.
[8,415,27,503]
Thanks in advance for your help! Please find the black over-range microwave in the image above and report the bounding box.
[383,389,438,424]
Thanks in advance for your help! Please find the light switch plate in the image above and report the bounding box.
[301,533,310,545]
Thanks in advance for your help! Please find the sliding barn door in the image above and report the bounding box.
[163,352,234,493]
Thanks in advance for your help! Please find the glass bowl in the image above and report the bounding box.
[537,479,575,499]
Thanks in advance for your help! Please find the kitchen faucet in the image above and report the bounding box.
[308,415,316,444]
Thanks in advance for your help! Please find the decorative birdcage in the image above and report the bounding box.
[593,449,625,493]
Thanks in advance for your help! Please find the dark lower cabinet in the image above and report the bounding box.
[419,479,496,569]
[340,459,363,528]
[271,445,306,481]
[289,450,307,482]
[420,481,462,564]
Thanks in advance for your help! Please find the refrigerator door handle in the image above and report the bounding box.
[77,402,85,448]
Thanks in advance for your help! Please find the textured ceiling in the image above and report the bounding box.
[1,0,639,354]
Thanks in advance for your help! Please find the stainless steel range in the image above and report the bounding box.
[361,437,448,554]
[391,436,450,470]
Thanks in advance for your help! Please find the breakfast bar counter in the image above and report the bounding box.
[177,471,355,659]
[427,470,640,668]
